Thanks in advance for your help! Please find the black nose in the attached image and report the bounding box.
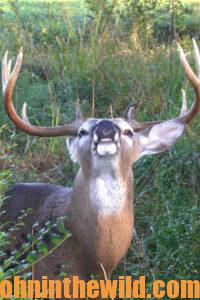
[93,120,120,142]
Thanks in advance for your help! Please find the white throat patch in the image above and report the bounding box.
[89,176,125,214]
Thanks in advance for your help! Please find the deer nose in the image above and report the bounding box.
[93,120,120,143]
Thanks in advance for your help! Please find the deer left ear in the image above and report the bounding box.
[66,137,79,163]
[137,120,185,158]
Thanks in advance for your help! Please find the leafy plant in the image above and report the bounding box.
[0,205,71,280]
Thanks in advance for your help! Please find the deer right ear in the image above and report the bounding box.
[66,137,79,163]
[136,119,185,158]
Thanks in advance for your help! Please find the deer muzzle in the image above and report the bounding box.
[92,120,120,156]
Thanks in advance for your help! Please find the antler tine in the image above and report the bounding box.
[127,106,136,122]
[2,51,10,93]
[126,105,162,132]
[180,89,187,116]
[178,44,199,86]
[8,59,12,78]
[2,49,82,137]
[2,55,12,92]
[2,48,23,96]
[192,38,200,79]
[178,40,200,123]
[22,102,31,124]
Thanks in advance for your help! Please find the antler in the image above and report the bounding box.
[127,39,200,131]
[178,39,200,122]
[2,49,82,137]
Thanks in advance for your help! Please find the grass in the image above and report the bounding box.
[0,0,200,299]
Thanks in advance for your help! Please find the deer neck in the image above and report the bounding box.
[74,157,132,215]
[89,174,128,214]
[68,160,134,273]
[71,157,134,217]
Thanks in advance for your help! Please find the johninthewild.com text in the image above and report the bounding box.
[0,276,199,298]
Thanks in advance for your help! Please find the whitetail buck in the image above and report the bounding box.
[1,40,200,286]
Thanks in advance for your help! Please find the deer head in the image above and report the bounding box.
[2,40,200,174]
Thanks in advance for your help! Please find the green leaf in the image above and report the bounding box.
[51,234,61,246]
[38,242,48,255]
[27,251,38,263]
[27,233,37,242]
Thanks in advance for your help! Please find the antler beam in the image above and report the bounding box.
[127,39,200,131]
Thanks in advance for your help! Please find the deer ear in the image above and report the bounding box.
[66,137,79,163]
[137,120,185,158]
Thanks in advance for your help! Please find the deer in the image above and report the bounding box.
[1,39,200,290]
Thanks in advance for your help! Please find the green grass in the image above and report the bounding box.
[0,0,200,299]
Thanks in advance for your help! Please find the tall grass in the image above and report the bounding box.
[0,0,199,297]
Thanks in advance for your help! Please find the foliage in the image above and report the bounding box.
[0,205,71,280]
[0,0,199,299]
[86,0,200,44]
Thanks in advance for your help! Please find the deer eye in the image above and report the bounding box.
[124,129,133,139]
[79,130,88,138]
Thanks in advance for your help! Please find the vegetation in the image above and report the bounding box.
[0,0,200,299]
